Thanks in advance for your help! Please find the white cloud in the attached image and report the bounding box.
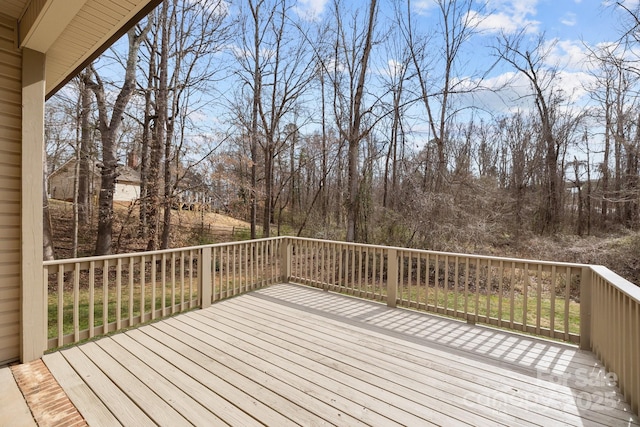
[543,39,591,71]
[468,0,541,35]
[561,12,577,26]
[293,0,328,21]
[413,1,438,15]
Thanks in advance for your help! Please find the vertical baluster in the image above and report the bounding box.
[161,254,167,317]
[497,261,504,327]
[73,263,80,343]
[453,257,459,317]
[116,258,122,330]
[424,253,432,311]
[245,244,250,291]
[233,245,238,295]
[535,264,542,334]
[444,256,450,314]
[463,258,469,320]
[509,262,515,329]
[369,247,375,297]
[140,256,146,321]
[358,245,363,295]
[267,240,278,285]
[486,259,492,322]
[128,258,134,325]
[523,262,529,332]
[238,244,243,293]
[212,247,218,301]
[349,245,355,293]
[151,255,157,320]
[564,266,571,340]
[171,252,176,313]
[180,252,186,311]
[88,261,95,338]
[313,240,318,286]
[225,245,231,296]
[253,243,258,287]
[398,251,413,307]
[308,240,312,285]
[549,266,556,337]
[57,264,64,347]
[248,243,254,290]
[189,250,194,308]
[103,260,109,330]
[474,258,480,322]
[330,242,335,289]
[435,254,440,313]
[363,246,369,297]
[337,244,343,289]
[260,241,265,287]
[319,241,324,289]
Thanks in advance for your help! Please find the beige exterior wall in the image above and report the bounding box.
[114,182,140,202]
[0,14,22,365]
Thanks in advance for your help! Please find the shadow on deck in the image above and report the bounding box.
[42,283,639,426]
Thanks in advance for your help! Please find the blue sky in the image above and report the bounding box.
[283,1,637,119]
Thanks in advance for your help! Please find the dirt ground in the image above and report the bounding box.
[47,199,640,285]
[48,200,250,259]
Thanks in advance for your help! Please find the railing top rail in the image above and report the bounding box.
[287,236,587,269]
[43,236,286,266]
[590,264,640,304]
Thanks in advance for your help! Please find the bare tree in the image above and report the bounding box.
[401,0,484,193]
[87,23,150,255]
[324,0,379,242]
[495,32,570,233]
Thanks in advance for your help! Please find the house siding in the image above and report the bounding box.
[114,182,140,202]
[0,13,22,364]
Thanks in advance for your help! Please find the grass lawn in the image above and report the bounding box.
[48,281,198,340]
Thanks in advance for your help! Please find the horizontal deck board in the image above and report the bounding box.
[226,290,629,426]
[57,346,156,426]
[45,283,639,427]
[186,307,518,426]
[42,352,121,427]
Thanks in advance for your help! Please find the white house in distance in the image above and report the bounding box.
[48,158,141,203]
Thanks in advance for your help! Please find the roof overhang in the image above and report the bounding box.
[3,0,162,97]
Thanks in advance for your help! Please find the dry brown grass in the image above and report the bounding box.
[49,199,250,259]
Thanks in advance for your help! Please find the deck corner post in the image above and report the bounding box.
[21,48,47,363]
[579,266,592,351]
[387,248,398,308]
[200,246,212,309]
[280,238,291,283]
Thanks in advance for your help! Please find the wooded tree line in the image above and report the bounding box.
[44,0,640,257]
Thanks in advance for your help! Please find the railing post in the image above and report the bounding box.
[579,266,592,350]
[387,248,398,308]
[280,238,291,283]
[200,247,212,309]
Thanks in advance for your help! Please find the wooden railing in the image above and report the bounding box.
[43,238,280,350]
[587,265,640,415]
[287,237,584,343]
[42,235,639,415]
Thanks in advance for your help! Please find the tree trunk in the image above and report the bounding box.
[91,25,149,255]
[43,151,55,261]
[147,2,169,251]
[78,71,92,225]
[345,0,377,242]
[262,145,273,237]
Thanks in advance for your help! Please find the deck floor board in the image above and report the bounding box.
[43,283,640,427]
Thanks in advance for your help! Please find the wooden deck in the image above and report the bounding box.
[43,283,639,426]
